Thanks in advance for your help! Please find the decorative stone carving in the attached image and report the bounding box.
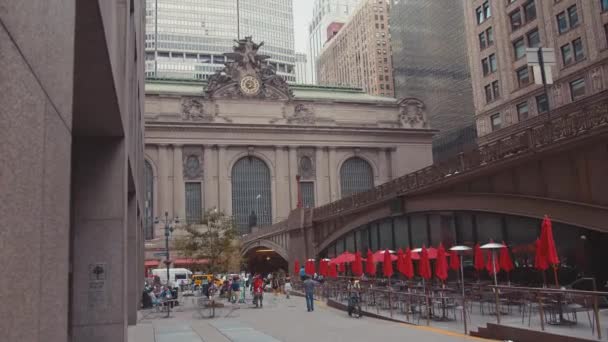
[398,98,427,128]
[287,104,315,125]
[206,36,293,100]
[182,146,203,180]
[181,98,214,122]
[591,67,603,92]
[297,148,316,179]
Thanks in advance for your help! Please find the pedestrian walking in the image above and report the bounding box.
[303,275,321,312]
[284,277,292,299]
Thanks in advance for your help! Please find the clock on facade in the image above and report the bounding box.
[240,75,261,96]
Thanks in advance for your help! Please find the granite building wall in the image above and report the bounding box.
[0,1,145,341]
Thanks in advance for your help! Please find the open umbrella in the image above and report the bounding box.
[411,247,444,260]
[352,251,364,277]
[534,238,548,286]
[435,243,449,282]
[373,250,398,263]
[499,242,514,285]
[294,259,300,276]
[331,251,355,265]
[305,259,315,275]
[403,248,414,279]
[449,249,460,271]
[338,262,346,273]
[418,246,432,280]
[365,249,376,276]
[473,243,485,272]
[397,249,405,274]
[540,215,560,287]
[383,249,394,278]
[328,262,338,278]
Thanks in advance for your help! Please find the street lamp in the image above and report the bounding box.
[154,211,179,317]
[450,245,472,334]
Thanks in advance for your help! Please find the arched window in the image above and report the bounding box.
[232,156,272,234]
[144,160,154,240]
[340,157,373,198]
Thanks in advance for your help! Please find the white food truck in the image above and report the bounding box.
[151,268,192,287]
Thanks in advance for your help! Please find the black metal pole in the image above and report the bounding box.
[164,212,171,317]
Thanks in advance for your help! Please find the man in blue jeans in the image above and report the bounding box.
[302,275,320,312]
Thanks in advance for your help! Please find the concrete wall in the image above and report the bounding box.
[0,1,145,341]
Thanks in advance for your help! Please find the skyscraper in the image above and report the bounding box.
[463,0,608,144]
[295,53,310,84]
[308,0,363,84]
[145,0,296,82]
[390,0,474,137]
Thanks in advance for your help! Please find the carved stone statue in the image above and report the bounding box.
[287,104,315,125]
[181,98,213,121]
[205,36,293,100]
[398,98,427,128]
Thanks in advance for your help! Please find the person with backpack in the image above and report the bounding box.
[252,274,265,308]
[231,276,241,303]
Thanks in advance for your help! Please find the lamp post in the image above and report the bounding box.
[450,245,472,334]
[481,242,504,324]
[154,211,179,317]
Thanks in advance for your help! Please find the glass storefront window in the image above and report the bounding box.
[410,214,428,248]
[379,219,393,250]
[456,213,475,246]
[370,224,379,251]
[476,213,504,243]
[430,214,456,247]
[394,216,410,249]
[346,233,355,253]
[336,239,345,255]
[359,226,370,252]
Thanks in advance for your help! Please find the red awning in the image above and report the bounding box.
[145,260,160,267]
[173,258,209,266]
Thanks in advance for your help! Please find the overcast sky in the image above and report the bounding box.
[293,0,314,54]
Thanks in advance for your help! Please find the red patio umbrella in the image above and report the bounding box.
[338,262,346,273]
[305,259,315,275]
[403,248,414,279]
[372,250,398,263]
[418,246,432,280]
[473,243,485,272]
[365,249,376,276]
[352,251,364,277]
[383,249,394,278]
[397,249,405,274]
[435,243,449,282]
[294,259,300,276]
[534,238,549,271]
[499,243,514,285]
[331,251,355,265]
[319,259,328,277]
[449,249,460,271]
[540,215,560,287]
[328,262,338,278]
[486,250,500,275]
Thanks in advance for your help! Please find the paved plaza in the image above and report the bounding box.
[129,294,487,342]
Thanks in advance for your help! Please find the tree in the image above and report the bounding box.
[174,209,242,274]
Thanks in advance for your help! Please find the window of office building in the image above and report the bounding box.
[479,32,487,49]
[570,78,586,101]
[568,5,579,28]
[527,29,540,48]
[489,54,497,73]
[536,94,549,113]
[573,38,585,61]
[514,38,526,60]
[491,113,502,131]
[492,80,500,99]
[517,67,531,87]
[524,1,537,21]
[510,9,523,31]
[517,102,529,121]
[561,43,573,65]
[603,0,608,12]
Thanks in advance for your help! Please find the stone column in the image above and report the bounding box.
[378,147,389,184]
[157,144,172,217]
[275,146,290,220]
[203,145,218,210]
[71,137,128,342]
[217,145,228,213]
[315,146,329,206]
[288,146,298,210]
[388,147,396,180]
[172,144,185,220]
[328,147,338,201]
[127,192,137,325]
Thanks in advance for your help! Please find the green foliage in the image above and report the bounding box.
[174,209,242,273]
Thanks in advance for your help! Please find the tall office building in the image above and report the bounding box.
[308,0,363,84]
[463,0,608,144]
[317,0,394,97]
[145,0,296,82]
[295,53,310,84]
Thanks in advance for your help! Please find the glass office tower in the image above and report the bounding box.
[145,0,295,82]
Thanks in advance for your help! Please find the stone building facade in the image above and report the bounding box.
[1,1,145,342]
[463,0,608,143]
[143,38,434,262]
[317,0,394,97]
